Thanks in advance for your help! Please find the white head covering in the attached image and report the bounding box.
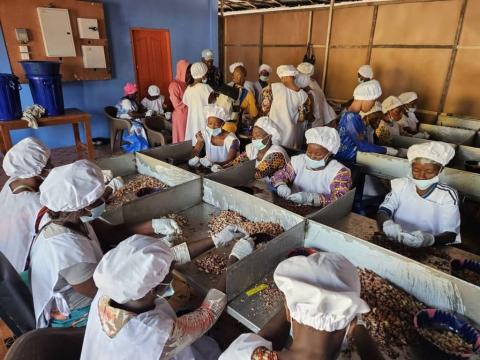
[229,62,244,74]
[3,137,50,179]
[191,62,208,79]
[360,101,382,118]
[201,49,214,61]
[258,64,272,74]
[39,160,105,212]
[305,127,341,154]
[353,80,382,101]
[358,65,373,79]
[274,252,370,332]
[399,92,418,105]
[382,96,403,114]
[147,85,160,97]
[254,116,281,145]
[276,65,298,78]
[94,235,173,304]
[204,104,228,122]
[407,141,455,167]
[295,73,311,89]
[297,62,315,77]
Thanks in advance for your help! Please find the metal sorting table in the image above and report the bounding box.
[437,114,480,132]
[390,134,456,150]
[451,145,480,171]
[419,123,476,146]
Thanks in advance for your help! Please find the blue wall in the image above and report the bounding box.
[0,0,218,148]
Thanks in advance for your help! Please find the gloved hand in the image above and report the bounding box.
[383,220,402,242]
[276,184,292,199]
[400,231,435,248]
[211,164,223,173]
[287,192,318,206]
[212,224,249,248]
[145,110,154,117]
[188,156,200,168]
[102,170,114,183]
[200,157,213,168]
[230,236,255,260]
[152,218,181,235]
[385,147,399,156]
[106,176,124,194]
[160,234,175,248]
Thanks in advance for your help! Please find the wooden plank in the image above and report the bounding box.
[459,0,480,46]
[263,10,309,45]
[310,9,329,45]
[224,46,260,83]
[330,5,374,46]
[262,47,306,81]
[225,14,261,44]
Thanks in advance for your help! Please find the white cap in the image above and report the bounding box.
[399,92,418,105]
[201,49,214,60]
[358,65,373,79]
[277,65,298,78]
[147,85,160,97]
[297,62,314,77]
[295,73,311,89]
[39,160,105,212]
[191,62,208,79]
[382,95,403,114]
[254,116,281,145]
[204,104,228,122]
[305,127,341,154]
[94,235,173,304]
[407,141,455,166]
[258,64,272,74]
[360,101,382,118]
[274,252,370,332]
[353,79,382,101]
[3,137,50,179]
[229,62,244,74]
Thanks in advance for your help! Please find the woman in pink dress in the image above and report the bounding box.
[169,59,190,143]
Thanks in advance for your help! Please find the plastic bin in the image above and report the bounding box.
[27,75,64,116]
[20,61,60,76]
[0,73,22,121]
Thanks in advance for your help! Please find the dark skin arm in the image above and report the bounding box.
[71,278,97,299]
[258,309,290,351]
[376,211,390,229]
[91,219,156,246]
[353,324,384,360]
[192,132,205,157]
[433,232,457,246]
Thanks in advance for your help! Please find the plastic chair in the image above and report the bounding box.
[5,327,85,360]
[0,252,35,337]
[104,106,131,152]
[144,116,172,147]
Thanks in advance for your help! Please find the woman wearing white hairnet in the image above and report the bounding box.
[376,95,405,146]
[81,233,255,360]
[377,141,460,248]
[0,137,52,273]
[254,64,272,105]
[141,85,167,116]
[226,116,289,181]
[272,127,351,207]
[220,252,382,359]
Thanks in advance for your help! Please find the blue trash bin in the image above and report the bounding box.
[27,75,64,116]
[0,73,22,121]
[19,61,60,76]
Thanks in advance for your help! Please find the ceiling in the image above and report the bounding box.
[219,0,360,13]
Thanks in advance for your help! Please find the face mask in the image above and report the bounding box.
[412,176,439,190]
[252,135,270,151]
[156,281,175,299]
[358,77,364,84]
[408,107,416,113]
[306,154,327,170]
[80,202,106,223]
[260,75,269,82]
[202,78,208,84]
[206,126,222,137]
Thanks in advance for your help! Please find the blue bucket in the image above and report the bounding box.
[20,61,60,76]
[27,75,64,116]
[0,73,22,121]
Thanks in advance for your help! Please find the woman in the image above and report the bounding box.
[81,232,254,359]
[0,137,51,272]
[377,141,460,248]
[376,95,404,146]
[336,80,398,163]
[188,105,240,172]
[168,59,189,143]
[226,116,289,181]
[360,101,382,145]
[398,91,419,133]
[253,64,272,105]
[272,127,351,207]
[220,252,381,360]
[141,85,166,116]
[183,62,213,145]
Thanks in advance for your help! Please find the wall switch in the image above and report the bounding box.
[19,45,29,53]
[20,53,30,60]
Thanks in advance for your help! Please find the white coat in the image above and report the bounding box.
[183,83,213,146]
[202,130,239,163]
[309,79,336,126]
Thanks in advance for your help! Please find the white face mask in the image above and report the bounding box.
[202,78,208,84]
[252,135,270,151]
[156,281,175,299]
[306,154,328,170]
[412,176,439,190]
[408,107,416,113]
[259,75,269,82]
[206,126,222,137]
[80,202,106,223]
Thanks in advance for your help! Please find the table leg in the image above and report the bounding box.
[0,127,13,154]
[72,123,83,158]
[83,120,95,161]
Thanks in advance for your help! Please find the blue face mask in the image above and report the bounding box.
[80,202,105,223]
[206,126,222,137]
[156,281,175,299]
[306,155,327,170]
[252,136,270,151]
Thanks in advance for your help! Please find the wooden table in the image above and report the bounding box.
[0,108,95,160]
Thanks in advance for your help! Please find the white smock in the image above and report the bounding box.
[30,221,103,328]
[309,79,336,127]
[269,83,308,149]
[0,179,42,272]
[291,154,345,194]
[141,96,165,115]
[183,83,213,145]
[220,333,272,360]
[202,130,239,163]
[398,112,418,132]
[379,177,461,243]
[245,144,290,182]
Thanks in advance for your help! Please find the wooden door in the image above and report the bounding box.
[131,28,172,101]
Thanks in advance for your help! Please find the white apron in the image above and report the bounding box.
[0,179,42,272]
[141,96,165,115]
[269,83,308,149]
[30,222,103,328]
[203,131,239,163]
[309,79,336,126]
[245,144,290,182]
[378,120,401,138]
[398,112,418,132]
[291,155,346,194]
[183,83,213,145]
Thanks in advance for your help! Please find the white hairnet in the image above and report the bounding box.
[258,64,272,74]
[274,252,370,332]
[94,235,173,304]
[3,137,50,179]
[39,160,105,212]
[305,127,341,154]
[297,62,315,77]
[201,49,214,60]
[295,73,311,89]
[254,116,281,145]
[407,141,455,167]
[360,101,382,118]
[147,85,160,97]
[358,65,373,79]
[277,65,298,78]
[191,62,208,79]
[353,80,382,101]
[382,95,403,114]
[399,92,418,105]
[204,104,228,122]
[229,62,244,74]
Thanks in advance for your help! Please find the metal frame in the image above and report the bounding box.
[419,123,476,145]
[437,114,480,132]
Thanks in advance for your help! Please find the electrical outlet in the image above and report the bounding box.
[20,53,30,60]
[19,45,29,53]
